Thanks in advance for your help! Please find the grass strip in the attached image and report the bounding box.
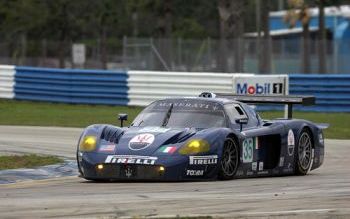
[0,154,63,170]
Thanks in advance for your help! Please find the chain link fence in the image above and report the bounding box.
[0,37,349,74]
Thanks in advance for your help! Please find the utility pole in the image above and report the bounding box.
[258,0,271,74]
[256,0,261,73]
[278,0,284,11]
[318,1,327,73]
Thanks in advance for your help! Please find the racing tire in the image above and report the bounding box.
[295,129,313,175]
[218,138,239,180]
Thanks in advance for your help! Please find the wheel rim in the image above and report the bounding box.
[298,132,312,170]
[221,139,238,176]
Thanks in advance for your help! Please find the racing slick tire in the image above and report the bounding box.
[295,129,313,175]
[218,138,239,180]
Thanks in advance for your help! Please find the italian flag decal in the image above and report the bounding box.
[160,146,177,154]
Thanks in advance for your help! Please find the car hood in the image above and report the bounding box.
[102,126,197,155]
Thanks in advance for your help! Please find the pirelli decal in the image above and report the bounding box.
[189,155,218,165]
[105,155,158,165]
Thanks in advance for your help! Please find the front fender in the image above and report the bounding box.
[196,128,244,161]
[77,124,124,174]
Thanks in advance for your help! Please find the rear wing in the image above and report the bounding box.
[199,92,315,119]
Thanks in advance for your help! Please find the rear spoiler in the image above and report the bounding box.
[199,92,316,119]
[315,123,330,130]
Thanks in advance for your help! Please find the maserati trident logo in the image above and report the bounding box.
[125,166,132,178]
[129,133,155,150]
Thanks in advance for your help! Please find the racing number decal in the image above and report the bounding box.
[243,138,254,163]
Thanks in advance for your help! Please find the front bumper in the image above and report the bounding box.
[83,163,171,180]
[78,153,219,181]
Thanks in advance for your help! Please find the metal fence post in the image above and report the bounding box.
[123,36,127,68]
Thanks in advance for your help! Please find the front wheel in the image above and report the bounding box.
[295,129,313,175]
[218,138,239,180]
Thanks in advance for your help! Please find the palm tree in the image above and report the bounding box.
[316,0,342,73]
[285,0,311,73]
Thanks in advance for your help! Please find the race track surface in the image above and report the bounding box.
[0,125,350,218]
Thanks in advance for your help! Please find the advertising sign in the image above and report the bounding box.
[233,75,288,95]
[72,44,86,65]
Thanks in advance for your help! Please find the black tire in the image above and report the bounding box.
[295,129,313,175]
[76,134,84,176]
[218,138,239,180]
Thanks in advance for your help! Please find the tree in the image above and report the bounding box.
[217,0,245,72]
[0,0,48,64]
[285,0,311,73]
[259,0,271,73]
[171,1,218,38]
[315,0,341,73]
[83,0,127,69]
[157,0,173,70]
[40,1,83,68]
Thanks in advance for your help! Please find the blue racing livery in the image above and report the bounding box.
[76,94,325,181]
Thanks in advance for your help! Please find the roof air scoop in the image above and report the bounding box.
[199,92,216,98]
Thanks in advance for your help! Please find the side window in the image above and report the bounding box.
[241,103,260,127]
[235,105,245,116]
[224,104,247,123]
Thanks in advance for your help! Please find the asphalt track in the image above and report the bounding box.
[0,125,350,218]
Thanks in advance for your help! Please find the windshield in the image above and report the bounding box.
[132,99,226,129]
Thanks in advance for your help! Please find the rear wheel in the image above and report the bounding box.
[295,129,313,175]
[218,138,239,180]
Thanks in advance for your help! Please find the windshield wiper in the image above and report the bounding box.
[161,103,174,127]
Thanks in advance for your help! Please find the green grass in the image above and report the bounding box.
[0,154,63,170]
[0,99,349,139]
[0,99,143,127]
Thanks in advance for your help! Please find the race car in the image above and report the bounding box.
[76,93,326,181]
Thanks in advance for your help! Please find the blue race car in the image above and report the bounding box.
[76,93,326,181]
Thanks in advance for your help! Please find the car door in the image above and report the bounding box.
[225,103,285,172]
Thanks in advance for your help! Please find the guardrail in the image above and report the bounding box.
[0,65,15,99]
[14,66,129,105]
[289,74,350,112]
[128,71,242,106]
[0,65,349,112]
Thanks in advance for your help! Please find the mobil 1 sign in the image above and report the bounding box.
[234,75,288,95]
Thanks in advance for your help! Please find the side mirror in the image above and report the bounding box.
[235,117,248,132]
[118,113,128,127]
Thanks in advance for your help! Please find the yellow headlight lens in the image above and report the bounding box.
[79,136,97,152]
[179,139,210,155]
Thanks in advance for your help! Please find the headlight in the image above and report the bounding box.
[179,139,210,155]
[79,136,97,152]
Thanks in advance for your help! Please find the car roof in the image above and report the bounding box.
[158,97,240,105]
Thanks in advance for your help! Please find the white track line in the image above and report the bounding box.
[245,208,334,215]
